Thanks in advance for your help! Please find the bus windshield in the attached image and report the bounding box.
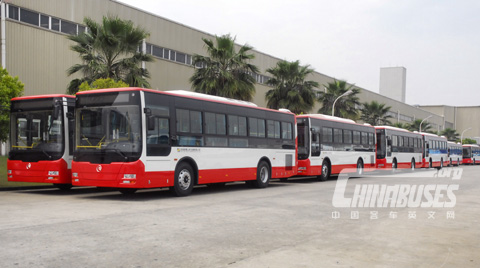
[75,105,142,163]
[9,109,64,162]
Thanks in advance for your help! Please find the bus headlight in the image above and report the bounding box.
[8,170,12,174]
[48,171,59,176]
[72,173,78,177]
[123,174,136,179]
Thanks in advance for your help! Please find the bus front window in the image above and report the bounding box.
[75,105,142,163]
[9,110,64,161]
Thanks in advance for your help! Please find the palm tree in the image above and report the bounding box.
[190,34,259,101]
[265,60,318,114]
[441,128,459,141]
[360,101,392,126]
[67,16,153,94]
[317,80,360,119]
[391,122,408,129]
[408,119,433,133]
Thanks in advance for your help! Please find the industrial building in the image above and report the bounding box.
[1,0,478,155]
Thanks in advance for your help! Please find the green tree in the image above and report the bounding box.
[78,78,129,92]
[391,122,408,129]
[67,16,153,94]
[360,101,392,126]
[317,80,360,119]
[408,119,433,133]
[190,34,259,101]
[440,128,459,141]
[265,60,318,114]
[0,67,24,142]
[462,138,477,145]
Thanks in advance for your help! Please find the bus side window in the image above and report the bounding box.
[311,128,320,157]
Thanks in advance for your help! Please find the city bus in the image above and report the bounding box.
[447,141,463,166]
[420,132,448,169]
[375,126,423,170]
[71,88,297,196]
[296,114,376,181]
[462,144,480,165]
[7,95,75,190]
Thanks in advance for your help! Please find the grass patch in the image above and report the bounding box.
[0,156,46,187]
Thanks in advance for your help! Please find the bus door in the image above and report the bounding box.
[145,108,171,156]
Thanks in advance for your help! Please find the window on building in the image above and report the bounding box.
[20,8,39,26]
[176,52,186,64]
[40,14,49,29]
[78,25,86,34]
[61,20,77,35]
[51,17,60,31]
[8,5,19,20]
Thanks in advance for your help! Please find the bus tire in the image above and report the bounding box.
[171,162,195,197]
[457,158,460,166]
[429,159,433,169]
[437,158,443,170]
[318,160,330,181]
[449,158,452,167]
[356,159,364,177]
[254,161,270,188]
[119,188,137,195]
[411,159,416,171]
[54,183,72,191]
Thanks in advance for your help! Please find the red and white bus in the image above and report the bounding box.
[71,88,297,196]
[420,132,448,169]
[8,95,75,190]
[447,142,463,166]
[462,144,480,165]
[375,126,423,170]
[296,114,376,180]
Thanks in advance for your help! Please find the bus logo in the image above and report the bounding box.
[96,165,102,172]
[26,163,31,169]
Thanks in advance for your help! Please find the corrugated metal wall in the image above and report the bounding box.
[6,0,472,135]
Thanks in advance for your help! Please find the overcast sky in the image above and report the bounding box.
[118,0,480,107]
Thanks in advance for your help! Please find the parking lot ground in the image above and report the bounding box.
[0,166,479,267]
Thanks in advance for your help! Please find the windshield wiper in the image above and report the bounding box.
[106,149,128,161]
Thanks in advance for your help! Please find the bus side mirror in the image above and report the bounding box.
[148,116,155,131]
[387,139,392,146]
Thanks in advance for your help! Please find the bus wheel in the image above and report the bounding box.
[429,159,433,169]
[318,160,330,181]
[449,158,452,167]
[171,162,195,197]
[457,158,460,166]
[119,188,137,195]
[437,159,443,170]
[356,159,364,177]
[411,159,416,171]
[392,159,397,173]
[54,183,72,191]
[254,161,270,188]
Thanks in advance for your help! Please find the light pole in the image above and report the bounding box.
[419,115,432,133]
[461,127,472,144]
[332,89,353,117]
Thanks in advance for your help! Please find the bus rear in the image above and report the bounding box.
[7,95,75,189]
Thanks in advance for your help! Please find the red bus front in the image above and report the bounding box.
[8,158,70,184]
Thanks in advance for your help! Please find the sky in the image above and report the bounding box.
[117,0,480,106]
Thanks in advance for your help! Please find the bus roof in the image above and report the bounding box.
[462,144,480,148]
[375,125,412,133]
[75,87,294,114]
[297,114,360,125]
[11,94,74,101]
